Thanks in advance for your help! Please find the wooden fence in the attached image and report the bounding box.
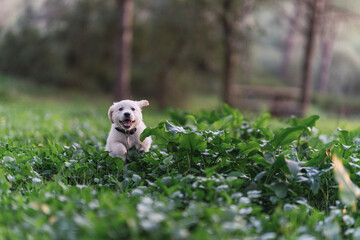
[233,85,301,116]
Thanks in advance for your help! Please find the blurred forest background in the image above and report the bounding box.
[1,0,360,116]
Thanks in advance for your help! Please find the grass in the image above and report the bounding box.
[2,72,359,133]
[2,75,360,239]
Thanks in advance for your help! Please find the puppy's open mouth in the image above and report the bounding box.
[121,120,135,129]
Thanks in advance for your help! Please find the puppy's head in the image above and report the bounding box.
[108,100,149,131]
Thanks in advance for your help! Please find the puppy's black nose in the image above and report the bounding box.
[124,112,130,118]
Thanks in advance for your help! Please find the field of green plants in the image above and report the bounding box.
[2,82,360,239]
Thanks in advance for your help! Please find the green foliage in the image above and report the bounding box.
[3,98,360,239]
[0,0,223,100]
[0,0,117,91]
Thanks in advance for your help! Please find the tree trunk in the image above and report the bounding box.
[300,0,325,116]
[221,0,237,107]
[114,0,134,100]
[281,0,301,82]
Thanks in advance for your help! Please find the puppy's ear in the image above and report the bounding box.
[138,100,149,108]
[108,104,115,123]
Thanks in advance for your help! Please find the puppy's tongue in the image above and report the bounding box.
[123,120,132,127]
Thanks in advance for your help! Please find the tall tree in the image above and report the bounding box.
[220,0,237,107]
[219,0,254,107]
[300,0,325,116]
[114,0,134,100]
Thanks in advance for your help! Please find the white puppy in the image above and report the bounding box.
[105,99,152,161]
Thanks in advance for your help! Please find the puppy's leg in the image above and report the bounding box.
[108,142,127,161]
[139,137,152,152]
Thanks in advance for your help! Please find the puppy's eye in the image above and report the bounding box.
[131,107,135,111]
[119,107,123,111]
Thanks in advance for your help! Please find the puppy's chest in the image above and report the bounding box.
[121,135,138,149]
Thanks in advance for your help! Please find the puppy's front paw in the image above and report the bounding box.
[109,151,126,161]
[108,143,127,161]
[140,137,152,152]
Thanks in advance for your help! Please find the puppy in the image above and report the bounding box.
[105,99,152,161]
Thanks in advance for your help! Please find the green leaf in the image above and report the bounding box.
[289,115,319,128]
[213,115,233,130]
[132,174,141,185]
[304,148,327,167]
[263,152,275,165]
[271,126,304,148]
[113,157,124,170]
[228,171,248,178]
[140,127,153,142]
[221,103,237,115]
[338,128,351,146]
[272,155,287,173]
[163,155,173,165]
[165,121,187,134]
[195,189,205,200]
[237,141,260,155]
[0,170,11,193]
[259,127,274,141]
[286,159,301,176]
[289,116,301,127]
[140,121,176,147]
[179,132,207,152]
[300,115,320,128]
[272,182,288,199]
[253,113,270,129]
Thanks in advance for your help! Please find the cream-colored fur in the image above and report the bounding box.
[105,99,152,161]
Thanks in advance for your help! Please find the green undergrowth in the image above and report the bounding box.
[2,98,360,239]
